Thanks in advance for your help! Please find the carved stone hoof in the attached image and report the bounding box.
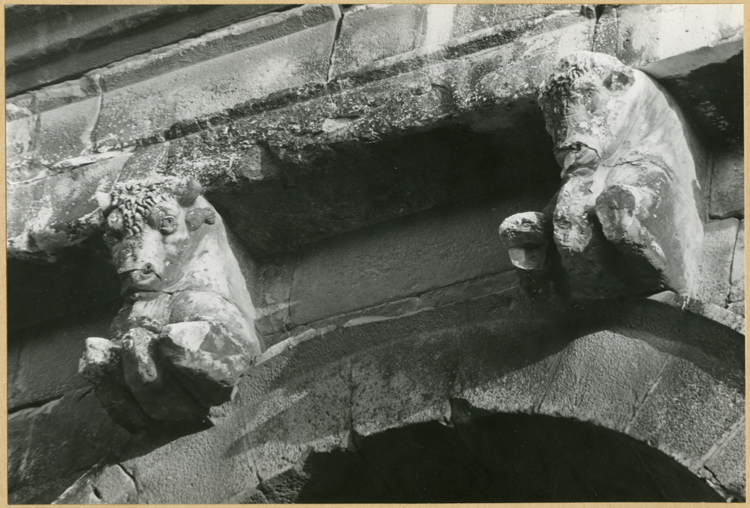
[79,337,121,383]
[499,212,550,271]
[120,328,207,423]
[159,322,251,407]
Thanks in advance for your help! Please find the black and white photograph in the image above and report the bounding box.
[5,2,746,504]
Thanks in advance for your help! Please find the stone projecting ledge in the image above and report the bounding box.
[7,4,743,260]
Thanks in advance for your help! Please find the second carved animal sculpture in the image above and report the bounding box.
[500,51,707,300]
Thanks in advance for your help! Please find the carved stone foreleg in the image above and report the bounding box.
[158,321,253,408]
[80,337,153,432]
[499,211,559,298]
[120,327,207,423]
[594,161,701,294]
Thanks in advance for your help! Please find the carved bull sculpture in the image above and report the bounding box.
[79,176,262,431]
[499,51,706,299]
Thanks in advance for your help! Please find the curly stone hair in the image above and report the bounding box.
[538,51,634,105]
[101,176,202,237]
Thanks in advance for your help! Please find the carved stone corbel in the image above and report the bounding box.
[79,176,262,431]
[500,51,706,300]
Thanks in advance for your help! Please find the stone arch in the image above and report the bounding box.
[57,290,744,503]
[253,412,724,503]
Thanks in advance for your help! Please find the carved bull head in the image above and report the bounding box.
[96,177,216,301]
[538,52,636,179]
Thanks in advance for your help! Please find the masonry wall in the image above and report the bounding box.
[6,4,745,503]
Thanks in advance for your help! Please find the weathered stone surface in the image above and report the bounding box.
[289,191,548,325]
[539,332,670,431]
[44,290,744,504]
[615,4,743,75]
[504,51,707,300]
[6,5,290,96]
[8,389,130,504]
[7,153,132,258]
[9,303,118,410]
[351,330,460,437]
[118,409,259,503]
[56,463,138,504]
[94,5,340,147]
[330,5,429,77]
[646,291,745,338]
[626,356,744,471]
[711,146,744,219]
[454,317,570,414]
[697,218,740,306]
[703,425,746,500]
[450,4,586,39]
[236,360,351,480]
[7,5,742,263]
[82,178,261,429]
[331,4,591,79]
[729,220,745,303]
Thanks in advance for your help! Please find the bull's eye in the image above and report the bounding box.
[103,231,120,248]
[159,216,177,235]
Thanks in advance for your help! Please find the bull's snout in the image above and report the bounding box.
[556,142,601,178]
[118,262,163,297]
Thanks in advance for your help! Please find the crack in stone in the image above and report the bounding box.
[81,73,103,153]
[9,393,64,414]
[698,414,745,468]
[535,351,567,413]
[624,357,670,434]
[326,6,345,83]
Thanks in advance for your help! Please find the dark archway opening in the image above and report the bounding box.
[258,412,724,503]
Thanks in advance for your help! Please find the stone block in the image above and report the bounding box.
[236,361,352,480]
[626,356,744,470]
[8,388,130,504]
[94,5,340,147]
[6,6,288,96]
[331,4,589,79]
[539,331,671,432]
[120,405,258,503]
[331,5,429,77]
[697,218,739,306]
[703,425,746,500]
[450,4,581,40]
[454,320,570,414]
[35,80,100,168]
[351,330,461,437]
[616,4,744,77]
[711,146,744,219]
[10,304,118,410]
[729,221,745,303]
[7,152,131,257]
[289,192,547,326]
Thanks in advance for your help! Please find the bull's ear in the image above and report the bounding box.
[603,68,634,92]
[178,178,202,207]
[95,191,112,211]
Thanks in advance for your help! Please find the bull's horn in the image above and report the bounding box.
[178,178,202,206]
[95,191,112,211]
